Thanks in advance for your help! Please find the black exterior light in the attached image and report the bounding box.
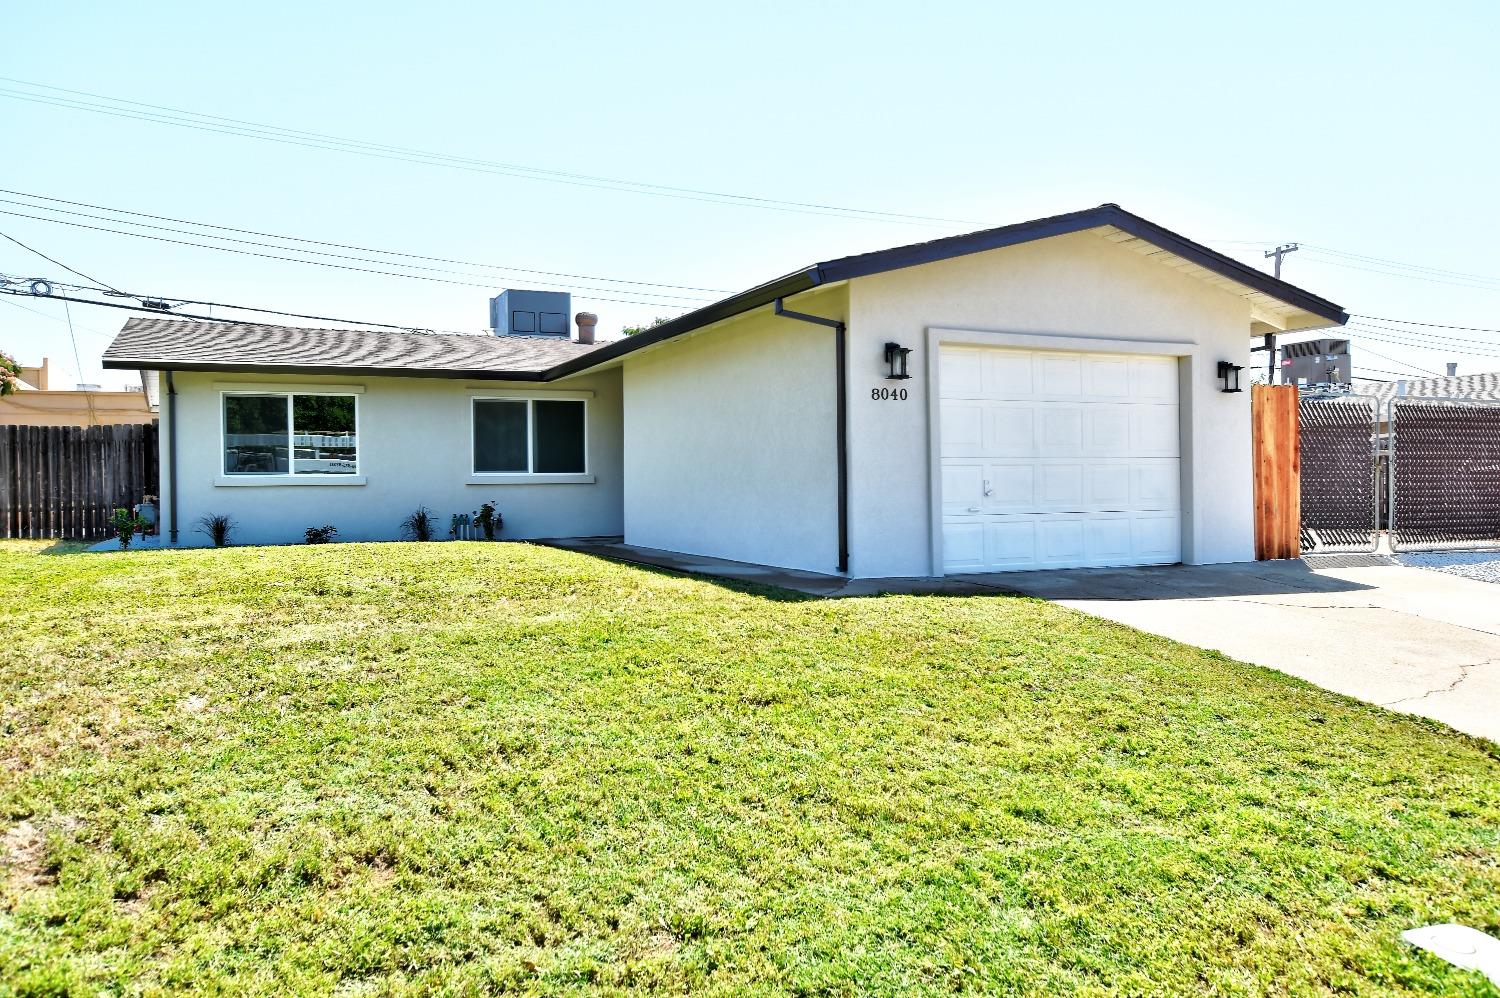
[1217,361,1244,393]
[884,342,912,380]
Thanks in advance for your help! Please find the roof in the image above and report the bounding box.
[1352,371,1500,403]
[547,203,1349,379]
[102,204,1348,382]
[102,319,605,380]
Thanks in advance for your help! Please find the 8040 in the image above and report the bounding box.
[871,387,909,401]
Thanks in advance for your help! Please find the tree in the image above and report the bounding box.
[620,316,672,337]
[0,351,21,396]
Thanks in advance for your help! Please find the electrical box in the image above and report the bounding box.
[489,290,572,337]
[1281,338,1351,386]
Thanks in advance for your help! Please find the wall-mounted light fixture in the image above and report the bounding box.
[884,342,912,380]
[1217,361,1244,393]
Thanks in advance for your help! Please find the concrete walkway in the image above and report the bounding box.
[993,558,1500,742]
[546,540,1499,741]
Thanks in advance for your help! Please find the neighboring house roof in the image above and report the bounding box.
[103,318,606,380]
[1352,371,1500,403]
[103,203,1348,383]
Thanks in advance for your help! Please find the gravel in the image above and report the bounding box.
[1396,550,1500,584]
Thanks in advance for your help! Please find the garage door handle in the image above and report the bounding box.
[967,506,982,512]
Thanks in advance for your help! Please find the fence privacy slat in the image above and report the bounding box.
[0,422,159,539]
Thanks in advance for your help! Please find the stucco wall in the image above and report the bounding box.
[158,367,622,547]
[846,229,1258,576]
[620,287,844,574]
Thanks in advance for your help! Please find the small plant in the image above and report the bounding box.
[304,524,338,545]
[400,506,435,542]
[196,513,235,547]
[472,501,502,541]
[110,507,148,550]
[0,350,20,396]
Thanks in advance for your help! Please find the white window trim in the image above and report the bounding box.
[469,395,591,482]
[219,389,362,483]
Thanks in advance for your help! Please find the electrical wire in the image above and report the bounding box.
[0,198,714,303]
[0,188,729,294]
[0,227,124,294]
[1353,345,1439,377]
[0,209,700,310]
[1352,314,1500,335]
[0,79,980,227]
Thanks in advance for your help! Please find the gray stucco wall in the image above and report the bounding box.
[158,367,622,546]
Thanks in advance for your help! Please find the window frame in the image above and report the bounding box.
[470,394,590,480]
[220,388,362,480]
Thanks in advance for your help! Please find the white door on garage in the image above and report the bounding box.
[939,346,1182,573]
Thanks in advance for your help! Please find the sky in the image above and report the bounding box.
[3,0,1499,389]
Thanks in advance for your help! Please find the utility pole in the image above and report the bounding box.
[1265,242,1299,279]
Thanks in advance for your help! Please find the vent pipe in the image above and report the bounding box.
[575,312,597,345]
[1446,362,1458,377]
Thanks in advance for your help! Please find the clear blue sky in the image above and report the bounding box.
[4,0,1498,388]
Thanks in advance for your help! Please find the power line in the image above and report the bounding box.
[0,189,729,294]
[1303,243,1500,285]
[1296,252,1500,293]
[0,209,701,310]
[1353,314,1500,335]
[1354,344,1439,377]
[0,291,115,338]
[0,197,714,303]
[0,227,124,294]
[0,79,979,227]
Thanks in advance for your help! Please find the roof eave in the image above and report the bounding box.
[101,358,549,381]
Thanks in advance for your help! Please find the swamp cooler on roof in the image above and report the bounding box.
[490,290,572,337]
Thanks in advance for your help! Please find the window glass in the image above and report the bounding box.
[293,395,357,475]
[533,400,586,473]
[474,399,529,472]
[224,395,289,474]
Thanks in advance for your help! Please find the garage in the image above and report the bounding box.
[939,346,1182,572]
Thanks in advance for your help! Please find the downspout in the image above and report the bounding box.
[165,371,178,544]
[773,298,849,574]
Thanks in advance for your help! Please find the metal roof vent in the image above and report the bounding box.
[489,290,572,337]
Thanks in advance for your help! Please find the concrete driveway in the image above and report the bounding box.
[986,557,1500,741]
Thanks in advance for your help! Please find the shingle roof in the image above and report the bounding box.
[102,318,605,380]
[1352,371,1500,402]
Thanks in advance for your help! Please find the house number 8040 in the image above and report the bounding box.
[871,387,909,401]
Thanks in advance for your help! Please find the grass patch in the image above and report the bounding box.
[0,541,1496,995]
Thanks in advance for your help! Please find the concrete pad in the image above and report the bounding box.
[1016,562,1500,741]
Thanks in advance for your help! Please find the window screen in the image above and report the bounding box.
[473,399,529,472]
[224,394,289,474]
[533,400,586,473]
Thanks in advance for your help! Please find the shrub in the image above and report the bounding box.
[400,506,435,542]
[110,508,148,550]
[472,501,502,541]
[196,513,235,547]
[304,524,338,545]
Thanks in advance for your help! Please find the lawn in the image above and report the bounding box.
[0,541,1496,996]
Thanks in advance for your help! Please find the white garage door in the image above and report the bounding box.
[940,346,1182,573]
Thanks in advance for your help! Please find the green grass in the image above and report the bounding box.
[0,540,1496,996]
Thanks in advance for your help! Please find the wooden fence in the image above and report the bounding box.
[1251,384,1300,559]
[0,422,160,539]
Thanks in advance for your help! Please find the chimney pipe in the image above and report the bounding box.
[574,312,597,345]
[1446,362,1458,377]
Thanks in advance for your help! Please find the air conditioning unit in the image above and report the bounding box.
[489,290,572,338]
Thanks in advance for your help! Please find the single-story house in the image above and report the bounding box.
[102,203,1347,577]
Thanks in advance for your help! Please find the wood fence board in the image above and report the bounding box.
[1252,385,1301,560]
[0,422,159,539]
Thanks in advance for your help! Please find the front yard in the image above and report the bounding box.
[0,541,1496,995]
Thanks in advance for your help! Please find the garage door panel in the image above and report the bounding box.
[940,346,1183,573]
[1131,407,1180,456]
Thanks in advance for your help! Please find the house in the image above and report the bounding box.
[101,203,1347,576]
[1352,370,1500,405]
[0,356,159,427]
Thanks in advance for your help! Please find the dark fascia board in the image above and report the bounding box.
[542,203,1348,380]
[543,269,822,380]
[101,358,548,381]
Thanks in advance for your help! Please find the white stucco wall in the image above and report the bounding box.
[157,367,622,547]
[846,229,1259,576]
[620,287,845,574]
